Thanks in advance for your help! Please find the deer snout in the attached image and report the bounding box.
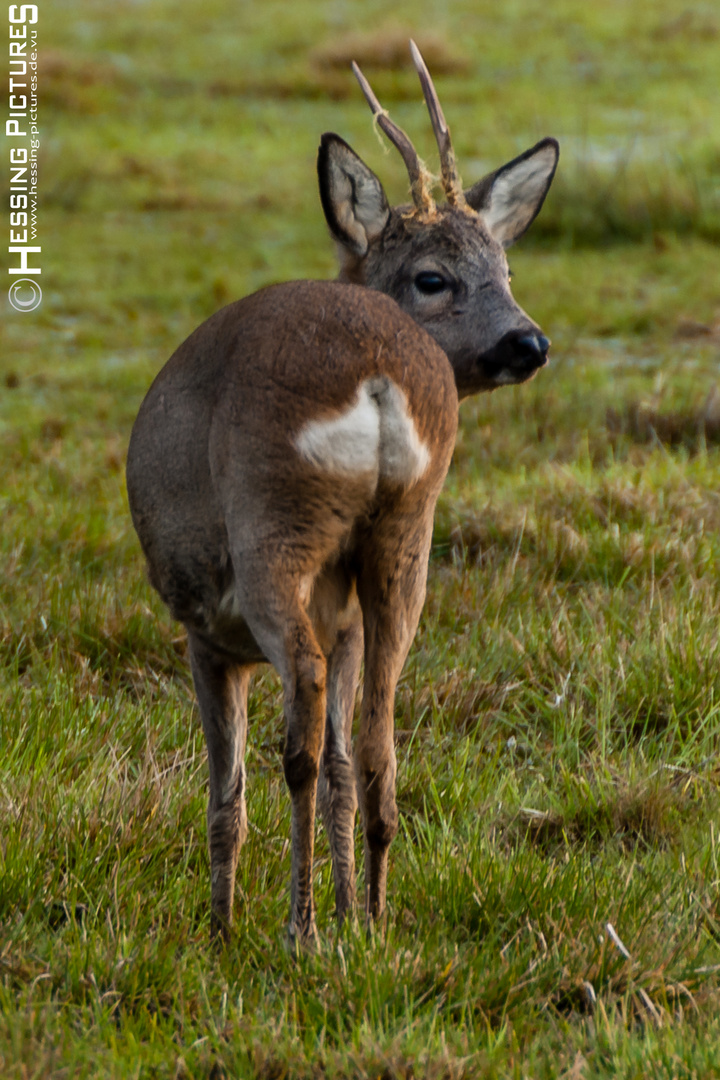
[457,328,552,396]
[473,329,550,390]
[509,332,550,372]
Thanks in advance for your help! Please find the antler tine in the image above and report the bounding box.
[409,39,467,208]
[352,60,435,216]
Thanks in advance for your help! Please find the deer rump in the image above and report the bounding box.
[127,280,457,665]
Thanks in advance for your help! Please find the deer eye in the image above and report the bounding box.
[414,271,448,295]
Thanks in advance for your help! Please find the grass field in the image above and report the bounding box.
[2,0,720,1075]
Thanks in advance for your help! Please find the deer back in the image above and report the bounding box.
[126,280,458,631]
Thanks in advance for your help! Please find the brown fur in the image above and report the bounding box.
[128,282,457,940]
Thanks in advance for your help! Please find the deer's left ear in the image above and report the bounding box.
[465,138,559,248]
[318,133,390,257]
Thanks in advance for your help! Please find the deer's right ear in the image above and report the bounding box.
[465,138,559,248]
[318,133,390,257]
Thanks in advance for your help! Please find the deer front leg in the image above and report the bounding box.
[188,633,254,941]
[317,615,363,923]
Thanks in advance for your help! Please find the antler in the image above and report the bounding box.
[351,60,436,217]
[409,39,467,209]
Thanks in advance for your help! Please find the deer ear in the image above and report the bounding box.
[318,133,390,257]
[465,138,559,248]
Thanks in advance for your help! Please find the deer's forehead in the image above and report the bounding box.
[384,208,504,264]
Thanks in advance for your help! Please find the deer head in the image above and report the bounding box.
[317,40,559,398]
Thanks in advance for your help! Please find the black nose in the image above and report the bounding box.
[513,333,550,368]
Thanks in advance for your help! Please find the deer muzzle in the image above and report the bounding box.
[479,329,550,386]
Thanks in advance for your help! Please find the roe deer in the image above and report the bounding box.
[126,42,558,945]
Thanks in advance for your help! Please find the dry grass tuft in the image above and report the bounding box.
[607,386,720,449]
[652,10,719,41]
[40,417,67,443]
[311,30,468,74]
[443,506,590,576]
[208,32,467,103]
[43,49,132,113]
[674,317,720,342]
[399,669,519,733]
[514,774,705,853]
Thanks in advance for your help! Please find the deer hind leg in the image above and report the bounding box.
[355,508,435,924]
[316,613,363,923]
[234,573,328,946]
[187,632,254,941]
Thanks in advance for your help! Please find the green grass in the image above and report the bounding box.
[3,0,720,1075]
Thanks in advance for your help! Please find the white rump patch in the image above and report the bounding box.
[367,376,431,486]
[294,376,430,489]
[295,384,381,477]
